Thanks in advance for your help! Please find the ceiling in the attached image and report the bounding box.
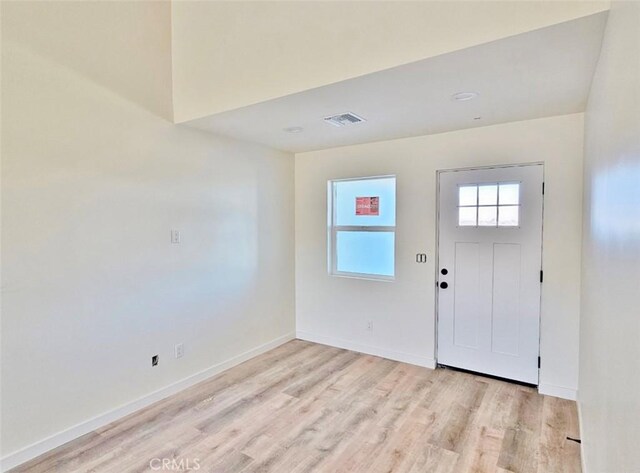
[184,12,608,154]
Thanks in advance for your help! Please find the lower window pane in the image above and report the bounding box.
[459,207,477,226]
[336,231,395,277]
[498,206,519,226]
[478,206,498,226]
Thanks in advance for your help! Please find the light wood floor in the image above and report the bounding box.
[12,340,581,473]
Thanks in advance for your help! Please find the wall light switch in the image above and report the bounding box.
[175,343,184,359]
[171,229,180,244]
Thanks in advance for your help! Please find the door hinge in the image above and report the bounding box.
[542,182,545,195]
[538,356,541,369]
[540,270,544,283]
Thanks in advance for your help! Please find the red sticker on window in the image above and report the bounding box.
[355,196,379,216]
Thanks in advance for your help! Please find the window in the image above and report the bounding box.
[329,176,396,279]
[458,182,520,227]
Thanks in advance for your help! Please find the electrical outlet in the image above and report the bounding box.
[175,343,184,359]
[151,355,159,366]
[171,229,180,244]
[367,321,373,331]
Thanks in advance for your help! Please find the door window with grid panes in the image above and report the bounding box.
[458,183,520,227]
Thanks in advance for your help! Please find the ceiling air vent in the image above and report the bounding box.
[323,112,366,127]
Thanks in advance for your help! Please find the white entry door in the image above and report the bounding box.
[437,164,544,384]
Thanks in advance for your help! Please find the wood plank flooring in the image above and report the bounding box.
[11,340,581,473]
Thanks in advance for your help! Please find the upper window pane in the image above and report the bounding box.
[459,185,477,206]
[334,177,396,226]
[478,185,498,205]
[499,183,520,205]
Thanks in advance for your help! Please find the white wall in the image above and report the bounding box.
[580,2,640,472]
[1,1,295,465]
[171,1,609,122]
[295,114,584,398]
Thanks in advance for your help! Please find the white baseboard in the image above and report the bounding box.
[538,382,578,401]
[296,331,436,369]
[577,400,587,473]
[1,332,295,472]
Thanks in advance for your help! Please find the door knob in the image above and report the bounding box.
[440,282,448,289]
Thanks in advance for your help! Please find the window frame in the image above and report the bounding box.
[328,175,396,281]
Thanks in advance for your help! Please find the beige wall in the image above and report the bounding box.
[1,1,295,463]
[295,114,584,399]
[580,2,640,472]
[2,1,174,122]
[171,1,609,122]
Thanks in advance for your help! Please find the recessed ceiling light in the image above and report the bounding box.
[283,126,303,133]
[452,92,479,102]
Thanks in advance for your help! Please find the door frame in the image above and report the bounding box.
[433,162,545,384]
